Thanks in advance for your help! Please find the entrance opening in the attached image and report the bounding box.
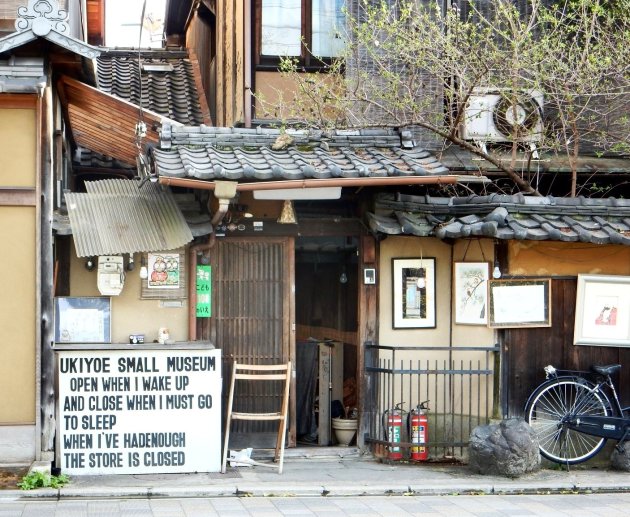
[294,236,358,446]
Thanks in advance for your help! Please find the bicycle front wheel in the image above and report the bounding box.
[524,378,610,464]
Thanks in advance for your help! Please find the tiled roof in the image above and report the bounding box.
[96,51,208,126]
[153,125,450,181]
[368,193,630,245]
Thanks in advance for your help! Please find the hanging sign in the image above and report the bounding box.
[196,265,211,318]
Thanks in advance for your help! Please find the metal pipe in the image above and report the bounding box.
[244,0,252,127]
[160,175,459,191]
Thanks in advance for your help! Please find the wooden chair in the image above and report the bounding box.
[221,361,292,474]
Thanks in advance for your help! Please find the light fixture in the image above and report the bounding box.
[339,271,348,284]
[277,200,298,224]
[85,257,96,271]
[493,261,502,279]
[126,255,135,272]
[416,248,426,288]
[139,256,148,280]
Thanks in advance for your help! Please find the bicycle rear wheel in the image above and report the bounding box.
[524,378,610,464]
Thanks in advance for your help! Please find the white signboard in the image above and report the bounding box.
[57,349,222,475]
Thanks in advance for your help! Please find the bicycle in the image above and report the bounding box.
[524,364,630,465]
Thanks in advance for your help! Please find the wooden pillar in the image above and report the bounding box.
[39,85,56,461]
[357,235,378,449]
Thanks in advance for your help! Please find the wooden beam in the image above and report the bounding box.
[0,94,38,109]
[0,188,37,206]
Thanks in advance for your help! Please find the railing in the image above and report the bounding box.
[364,343,500,461]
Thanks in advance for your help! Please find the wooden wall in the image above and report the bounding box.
[188,0,245,126]
[503,278,630,417]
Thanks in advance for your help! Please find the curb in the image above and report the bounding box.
[3,481,630,500]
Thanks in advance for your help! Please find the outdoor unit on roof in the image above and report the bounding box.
[461,88,544,144]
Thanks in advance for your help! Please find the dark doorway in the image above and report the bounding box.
[295,236,359,445]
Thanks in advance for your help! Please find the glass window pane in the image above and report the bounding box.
[312,0,346,57]
[261,0,302,56]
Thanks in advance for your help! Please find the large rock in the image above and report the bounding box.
[469,418,541,477]
[611,445,630,471]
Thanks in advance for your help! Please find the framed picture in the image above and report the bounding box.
[140,248,187,300]
[54,297,111,343]
[489,278,551,328]
[392,258,436,329]
[454,262,489,325]
[574,274,630,347]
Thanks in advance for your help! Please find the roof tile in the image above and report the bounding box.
[368,193,630,246]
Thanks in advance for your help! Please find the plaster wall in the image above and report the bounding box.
[0,207,36,424]
[0,108,36,187]
[69,251,189,345]
[378,237,496,416]
[379,236,496,348]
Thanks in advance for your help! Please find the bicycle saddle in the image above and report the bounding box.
[591,364,621,376]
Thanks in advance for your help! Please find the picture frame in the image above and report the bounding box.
[392,258,436,329]
[140,248,187,300]
[54,297,111,343]
[454,262,490,325]
[489,278,551,328]
[574,274,630,347]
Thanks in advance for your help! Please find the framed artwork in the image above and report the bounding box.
[140,248,187,300]
[454,262,489,325]
[54,297,111,343]
[489,278,551,328]
[392,258,436,329]
[574,274,630,347]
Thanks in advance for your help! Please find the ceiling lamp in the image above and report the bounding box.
[277,200,298,224]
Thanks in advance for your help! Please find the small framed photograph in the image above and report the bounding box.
[454,262,489,325]
[574,274,630,347]
[489,278,551,328]
[392,258,436,329]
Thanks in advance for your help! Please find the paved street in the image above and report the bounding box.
[1,493,630,516]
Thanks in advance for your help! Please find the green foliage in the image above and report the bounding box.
[18,471,70,490]
[271,0,630,196]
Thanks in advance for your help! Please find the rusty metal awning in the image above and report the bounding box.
[64,179,194,258]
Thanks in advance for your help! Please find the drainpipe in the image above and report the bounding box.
[188,181,238,340]
[244,0,253,127]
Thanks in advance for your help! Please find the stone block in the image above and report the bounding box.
[469,418,541,478]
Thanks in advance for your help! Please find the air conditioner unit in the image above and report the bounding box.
[461,88,544,144]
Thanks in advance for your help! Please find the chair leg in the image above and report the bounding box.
[221,362,238,474]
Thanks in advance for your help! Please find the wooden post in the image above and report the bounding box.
[357,235,378,450]
[39,85,56,460]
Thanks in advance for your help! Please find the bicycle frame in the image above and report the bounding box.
[544,365,630,444]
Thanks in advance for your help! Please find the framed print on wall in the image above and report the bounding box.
[454,262,489,325]
[488,278,551,328]
[574,274,630,347]
[392,258,436,329]
[54,297,111,343]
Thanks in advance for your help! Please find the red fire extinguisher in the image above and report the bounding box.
[383,403,405,460]
[409,401,429,461]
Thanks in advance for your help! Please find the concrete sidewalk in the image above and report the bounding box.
[2,447,629,501]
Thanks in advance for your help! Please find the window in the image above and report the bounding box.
[257,0,346,69]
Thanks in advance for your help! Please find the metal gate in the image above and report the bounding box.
[364,344,499,460]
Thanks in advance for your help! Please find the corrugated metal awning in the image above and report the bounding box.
[65,179,194,258]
